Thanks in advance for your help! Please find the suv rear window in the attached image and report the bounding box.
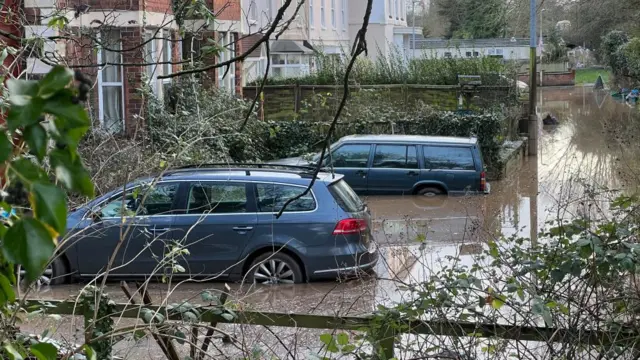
[328,179,364,213]
[423,145,476,170]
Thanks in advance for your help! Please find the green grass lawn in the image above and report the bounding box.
[575,68,612,85]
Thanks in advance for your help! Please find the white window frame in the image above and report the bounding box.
[97,30,125,133]
[217,32,236,94]
[144,31,159,94]
[331,0,336,28]
[249,0,257,21]
[162,29,172,85]
[309,0,314,28]
[271,53,309,78]
[320,0,326,28]
[341,0,346,31]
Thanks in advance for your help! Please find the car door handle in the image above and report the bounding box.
[233,226,254,231]
[355,170,367,176]
[407,171,419,176]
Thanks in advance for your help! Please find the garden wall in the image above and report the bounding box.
[518,70,576,87]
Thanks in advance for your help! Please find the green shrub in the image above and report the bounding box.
[252,52,513,86]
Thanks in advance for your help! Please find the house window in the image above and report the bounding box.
[98,29,124,133]
[249,0,257,21]
[395,0,399,19]
[466,51,472,57]
[388,0,392,17]
[400,0,404,20]
[444,52,452,58]
[341,0,346,31]
[271,53,309,78]
[496,48,504,55]
[309,0,314,27]
[162,30,172,98]
[144,31,158,94]
[488,48,496,55]
[320,0,326,27]
[473,51,479,57]
[217,32,236,94]
[331,0,336,28]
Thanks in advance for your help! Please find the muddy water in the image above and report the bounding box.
[21,88,640,358]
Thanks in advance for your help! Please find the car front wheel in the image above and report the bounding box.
[17,256,68,287]
[416,186,445,197]
[248,252,303,285]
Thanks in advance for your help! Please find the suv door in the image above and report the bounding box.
[422,145,479,193]
[75,182,181,276]
[170,181,257,278]
[322,144,372,193]
[367,144,420,194]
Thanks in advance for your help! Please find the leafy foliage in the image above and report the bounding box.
[434,0,507,39]
[0,66,96,360]
[252,53,509,86]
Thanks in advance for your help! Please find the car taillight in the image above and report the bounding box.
[333,218,367,235]
[480,171,486,192]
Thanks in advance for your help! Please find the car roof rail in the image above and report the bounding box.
[166,163,319,175]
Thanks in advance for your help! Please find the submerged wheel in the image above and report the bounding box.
[416,186,445,197]
[248,252,303,285]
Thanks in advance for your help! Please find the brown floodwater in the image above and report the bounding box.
[20,87,640,359]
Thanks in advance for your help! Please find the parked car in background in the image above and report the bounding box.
[273,135,489,196]
[36,165,377,286]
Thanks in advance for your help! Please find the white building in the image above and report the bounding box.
[348,0,419,62]
[241,0,420,83]
[241,0,351,83]
[410,38,531,61]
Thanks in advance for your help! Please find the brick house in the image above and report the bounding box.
[22,0,244,135]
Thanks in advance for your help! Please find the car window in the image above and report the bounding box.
[323,144,370,168]
[423,146,476,170]
[328,179,364,212]
[256,184,316,213]
[187,183,247,214]
[373,145,419,169]
[99,183,178,218]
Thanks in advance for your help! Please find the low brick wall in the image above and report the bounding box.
[518,70,576,87]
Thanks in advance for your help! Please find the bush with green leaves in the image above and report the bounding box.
[0,66,97,358]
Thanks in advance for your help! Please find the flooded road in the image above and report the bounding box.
[21,87,640,359]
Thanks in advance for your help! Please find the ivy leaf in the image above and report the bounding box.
[200,290,213,302]
[0,274,16,305]
[550,269,565,282]
[2,218,56,284]
[0,132,12,163]
[49,148,94,197]
[31,183,68,235]
[23,124,48,161]
[6,79,39,106]
[319,333,333,346]
[83,345,97,360]
[7,100,44,132]
[174,330,186,345]
[221,312,234,321]
[30,343,58,360]
[491,298,505,310]
[38,66,73,99]
[336,333,349,346]
[3,342,24,360]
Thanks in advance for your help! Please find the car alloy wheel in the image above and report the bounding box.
[253,259,296,284]
[17,264,53,288]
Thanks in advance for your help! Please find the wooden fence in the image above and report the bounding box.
[24,297,640,360]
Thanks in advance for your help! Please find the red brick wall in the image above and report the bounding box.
[120,27,145,135]
[518,70,576,87]
[234,32,242,96]
[211,0,241,20]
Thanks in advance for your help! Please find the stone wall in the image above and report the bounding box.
[244,84,515,120]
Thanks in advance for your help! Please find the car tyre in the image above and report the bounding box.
[248,252,303,285]
[17,256,68,287]
[416,186,445,197]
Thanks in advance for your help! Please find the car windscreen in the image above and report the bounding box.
[328,179,365,213]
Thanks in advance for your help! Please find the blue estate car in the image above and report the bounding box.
[39,165,378,286]
[274,135,490,196]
